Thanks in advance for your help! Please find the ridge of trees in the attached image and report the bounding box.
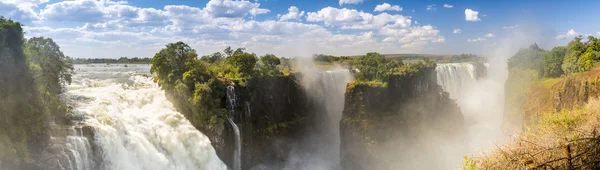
[0,17,73,167]
[509,36,600,78]
[73,57,151,64]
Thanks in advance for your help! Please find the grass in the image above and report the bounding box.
[465,98,600,169]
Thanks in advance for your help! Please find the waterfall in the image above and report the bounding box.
[435,63,504,153]
[435,63,487,100]
[227,85,241,170]
[285,68,353,170]
[63,64,226,170]
[64,127,93,170]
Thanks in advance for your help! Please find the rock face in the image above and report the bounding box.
[167,75,322,169]
[339,65,465,170]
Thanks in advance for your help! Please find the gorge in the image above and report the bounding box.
[43,60,496,170]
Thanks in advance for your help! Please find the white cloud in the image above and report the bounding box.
[380,25,445,48]
[555,29,578,40]
[484,33,495,38]
[339,0,364,6]
[204,0,269,18]
[0,0,47,23]
[278,6,304,21]
[502,25,518,29]
[426,4,436,11]
[306,7,411,29]
[465,9,480,21]
[9,0,447,57]
[467,37,486,42]
[597,32,600,36]
[374,3,402,12]
[453,29,462,34]
[443,4,453,8]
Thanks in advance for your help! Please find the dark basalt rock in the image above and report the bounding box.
[339,65,465,170]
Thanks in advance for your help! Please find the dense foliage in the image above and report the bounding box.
[0,17,72,167]
[508,36,600,78]
[150,42,284,130]
[353,52,401,82]
[73,57,151,64]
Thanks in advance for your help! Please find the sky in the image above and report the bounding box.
[1,0,599,58]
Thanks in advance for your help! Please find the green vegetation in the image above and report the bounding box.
[387,53,486,63]
[0,17,73,167]
[350,52,436,88]
[150,42,285,130]
[508,36,600,78]
[73,57,151,64]
[466,98,600,169]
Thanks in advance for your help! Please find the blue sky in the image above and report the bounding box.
[1,0,599,58]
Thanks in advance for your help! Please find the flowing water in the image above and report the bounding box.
[226,85,241,170]
[62,64,226,170]
[284,68,354,170]
[435,63,503,152]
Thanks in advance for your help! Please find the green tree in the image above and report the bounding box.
[224,46,233,58]
[24,37,74,94]
[227,52,257,76]
[543,46,567,78]
[260,54,281,69]
[354,52,400,81]
[562,36,586,74]
[150,41,198,88]
[200,52,224,63]
[507,43,545,72]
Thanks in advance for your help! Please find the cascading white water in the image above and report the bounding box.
[63,64,226,170]
[64,128,93,170]
[435,63,503,153]
[435,63,480,100]
[285,68,353,170]
[226,85,241,170]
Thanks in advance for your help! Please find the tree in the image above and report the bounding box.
[354,52,399,81]
[24,37,74,94]
[150,41,198,88]
[562,36,586,74]
[227,52,257,76]
[543,46,567,78]
[508,43,545,73]
[260,54,280,69]
[224,46,233,58]
[200,52,224,63]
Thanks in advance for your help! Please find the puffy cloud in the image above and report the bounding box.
[40,0,113,22]
[339,0,364,6]
[597,32,600,36]
[443,4,453,8]
[306,7,411,29]
[465,9,480,21]
[503,25,518,29]
[0,0,45,23]
[204,0,269,18]
[278,6,304,21]
[453,29,462,34]
[374,3,402,12]
[380,25,445,48]
[13,0,446,57]
[467,37,486,42]
[484,33,495,38]
[555,29,578,40]
[426,4,436,11]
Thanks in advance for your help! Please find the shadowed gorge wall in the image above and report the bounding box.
[340,64,465,170]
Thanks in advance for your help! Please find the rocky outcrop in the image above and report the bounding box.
[339,65,465,170]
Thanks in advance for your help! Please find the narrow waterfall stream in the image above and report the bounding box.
[226,85,241,170]
[62,64,226,170]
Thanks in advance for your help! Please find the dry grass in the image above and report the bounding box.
[465,98,600,170]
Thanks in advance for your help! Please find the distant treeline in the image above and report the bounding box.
[311,53,486,64]
[73,57,151,64]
